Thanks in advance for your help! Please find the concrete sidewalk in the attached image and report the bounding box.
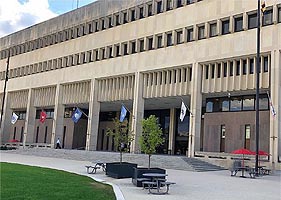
[1,152,281,200]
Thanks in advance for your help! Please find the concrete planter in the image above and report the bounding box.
[106,162,138,179]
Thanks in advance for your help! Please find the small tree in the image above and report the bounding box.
[140,115,164,169]
[106,118,134,163]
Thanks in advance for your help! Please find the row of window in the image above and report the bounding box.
[205,94,269,113]
[198,7,278,40]
[0,7,273,81]
[1,2,281,61]
[204,55,269,79]
[0,0,202,60]
[144,67,192,86]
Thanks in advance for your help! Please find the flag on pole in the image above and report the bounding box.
[180,101,187,122]
[120,105,127,122]
[72,108,83,123]
[40,110,47,123]
[11,112,19,124]
[267,92,276,118]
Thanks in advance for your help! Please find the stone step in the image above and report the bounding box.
[181,157,226,172]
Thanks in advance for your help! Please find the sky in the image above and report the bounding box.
[0,0,97,37]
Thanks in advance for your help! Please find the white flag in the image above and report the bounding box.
[11,112,18,124]
[180,101,187,122]
[267,92,277,118]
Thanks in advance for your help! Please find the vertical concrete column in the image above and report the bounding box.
[168,108,176,154]
[229,15,234,33]
[269,50,281,169]
[130,72,144,153]
[243,12,248,31]
[0,93,12,144]
[217,19,222,36]
[205,22,209,39]
[51,84,64,148]
[86,79,100,151]
[272,3,278,24]
[24,89,36,146]
[188,62,202,157]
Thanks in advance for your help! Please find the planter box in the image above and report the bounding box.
[132,167,166,187]
[106,162,138,179]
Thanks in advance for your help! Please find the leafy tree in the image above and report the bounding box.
[106,118,134,163]
[140,115,164,169]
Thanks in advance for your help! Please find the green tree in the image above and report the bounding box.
[106,118,134,163]
[140,115,164,169]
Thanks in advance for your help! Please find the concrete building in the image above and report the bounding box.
[0,0,280,167]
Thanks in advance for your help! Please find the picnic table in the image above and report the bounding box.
[142,173,175,194]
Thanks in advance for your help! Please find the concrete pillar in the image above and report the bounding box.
[269,50,281,169]
[24,89,36,146]
[0,93,12,144]
[86,79,100,151]
[168,108,176,154]
[130,72,144,153]
[51,84,64,148]
[188,62,202,157]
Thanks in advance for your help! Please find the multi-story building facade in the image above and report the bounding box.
[0,0,280,167]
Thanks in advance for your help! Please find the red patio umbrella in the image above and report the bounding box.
[231,148,254,167]
[257,150,269,156]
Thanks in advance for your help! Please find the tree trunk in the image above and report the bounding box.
[120,151,122,163]
[148,154,151,169]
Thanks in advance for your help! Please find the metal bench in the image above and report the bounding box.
[142,181,157,191]
[160,181,176,194]
[261,168,271,175]
[85,165,100,174]
[85,162,106,174]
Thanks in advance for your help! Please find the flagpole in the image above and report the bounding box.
[255,0,261,176]
[179,97,193,116]
[121,103,134,118]
[76,107,89,118]
[0,52,10,130]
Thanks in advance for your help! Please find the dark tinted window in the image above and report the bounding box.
[217,63,221,78]
[210,23,217,37]
[248,13,257,29]
[148,38,153,50]
[243,60,247,75]
[222,20,230,35]
[263,9,273,26]
[198,26,205,40]
[263,56,268,72]
[187,28,193,42]
[236,60,240,75]
[230,97,242,111]
[223,62,227,77]
[249,58,254,74]
[243,97,255,110]
[156,1,162,14]
[234,16,243,32]
[167,33,173,46]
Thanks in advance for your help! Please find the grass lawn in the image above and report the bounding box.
[0,162,116,200]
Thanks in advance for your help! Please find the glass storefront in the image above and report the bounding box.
[144,109,170,154]
[175,109,190,155]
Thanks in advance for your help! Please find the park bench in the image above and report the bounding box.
[85,162,106,174]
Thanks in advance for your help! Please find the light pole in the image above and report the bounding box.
[255,0,261,176]
[0,52,10,131]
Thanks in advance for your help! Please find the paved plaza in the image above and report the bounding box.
[1,149,281,200]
